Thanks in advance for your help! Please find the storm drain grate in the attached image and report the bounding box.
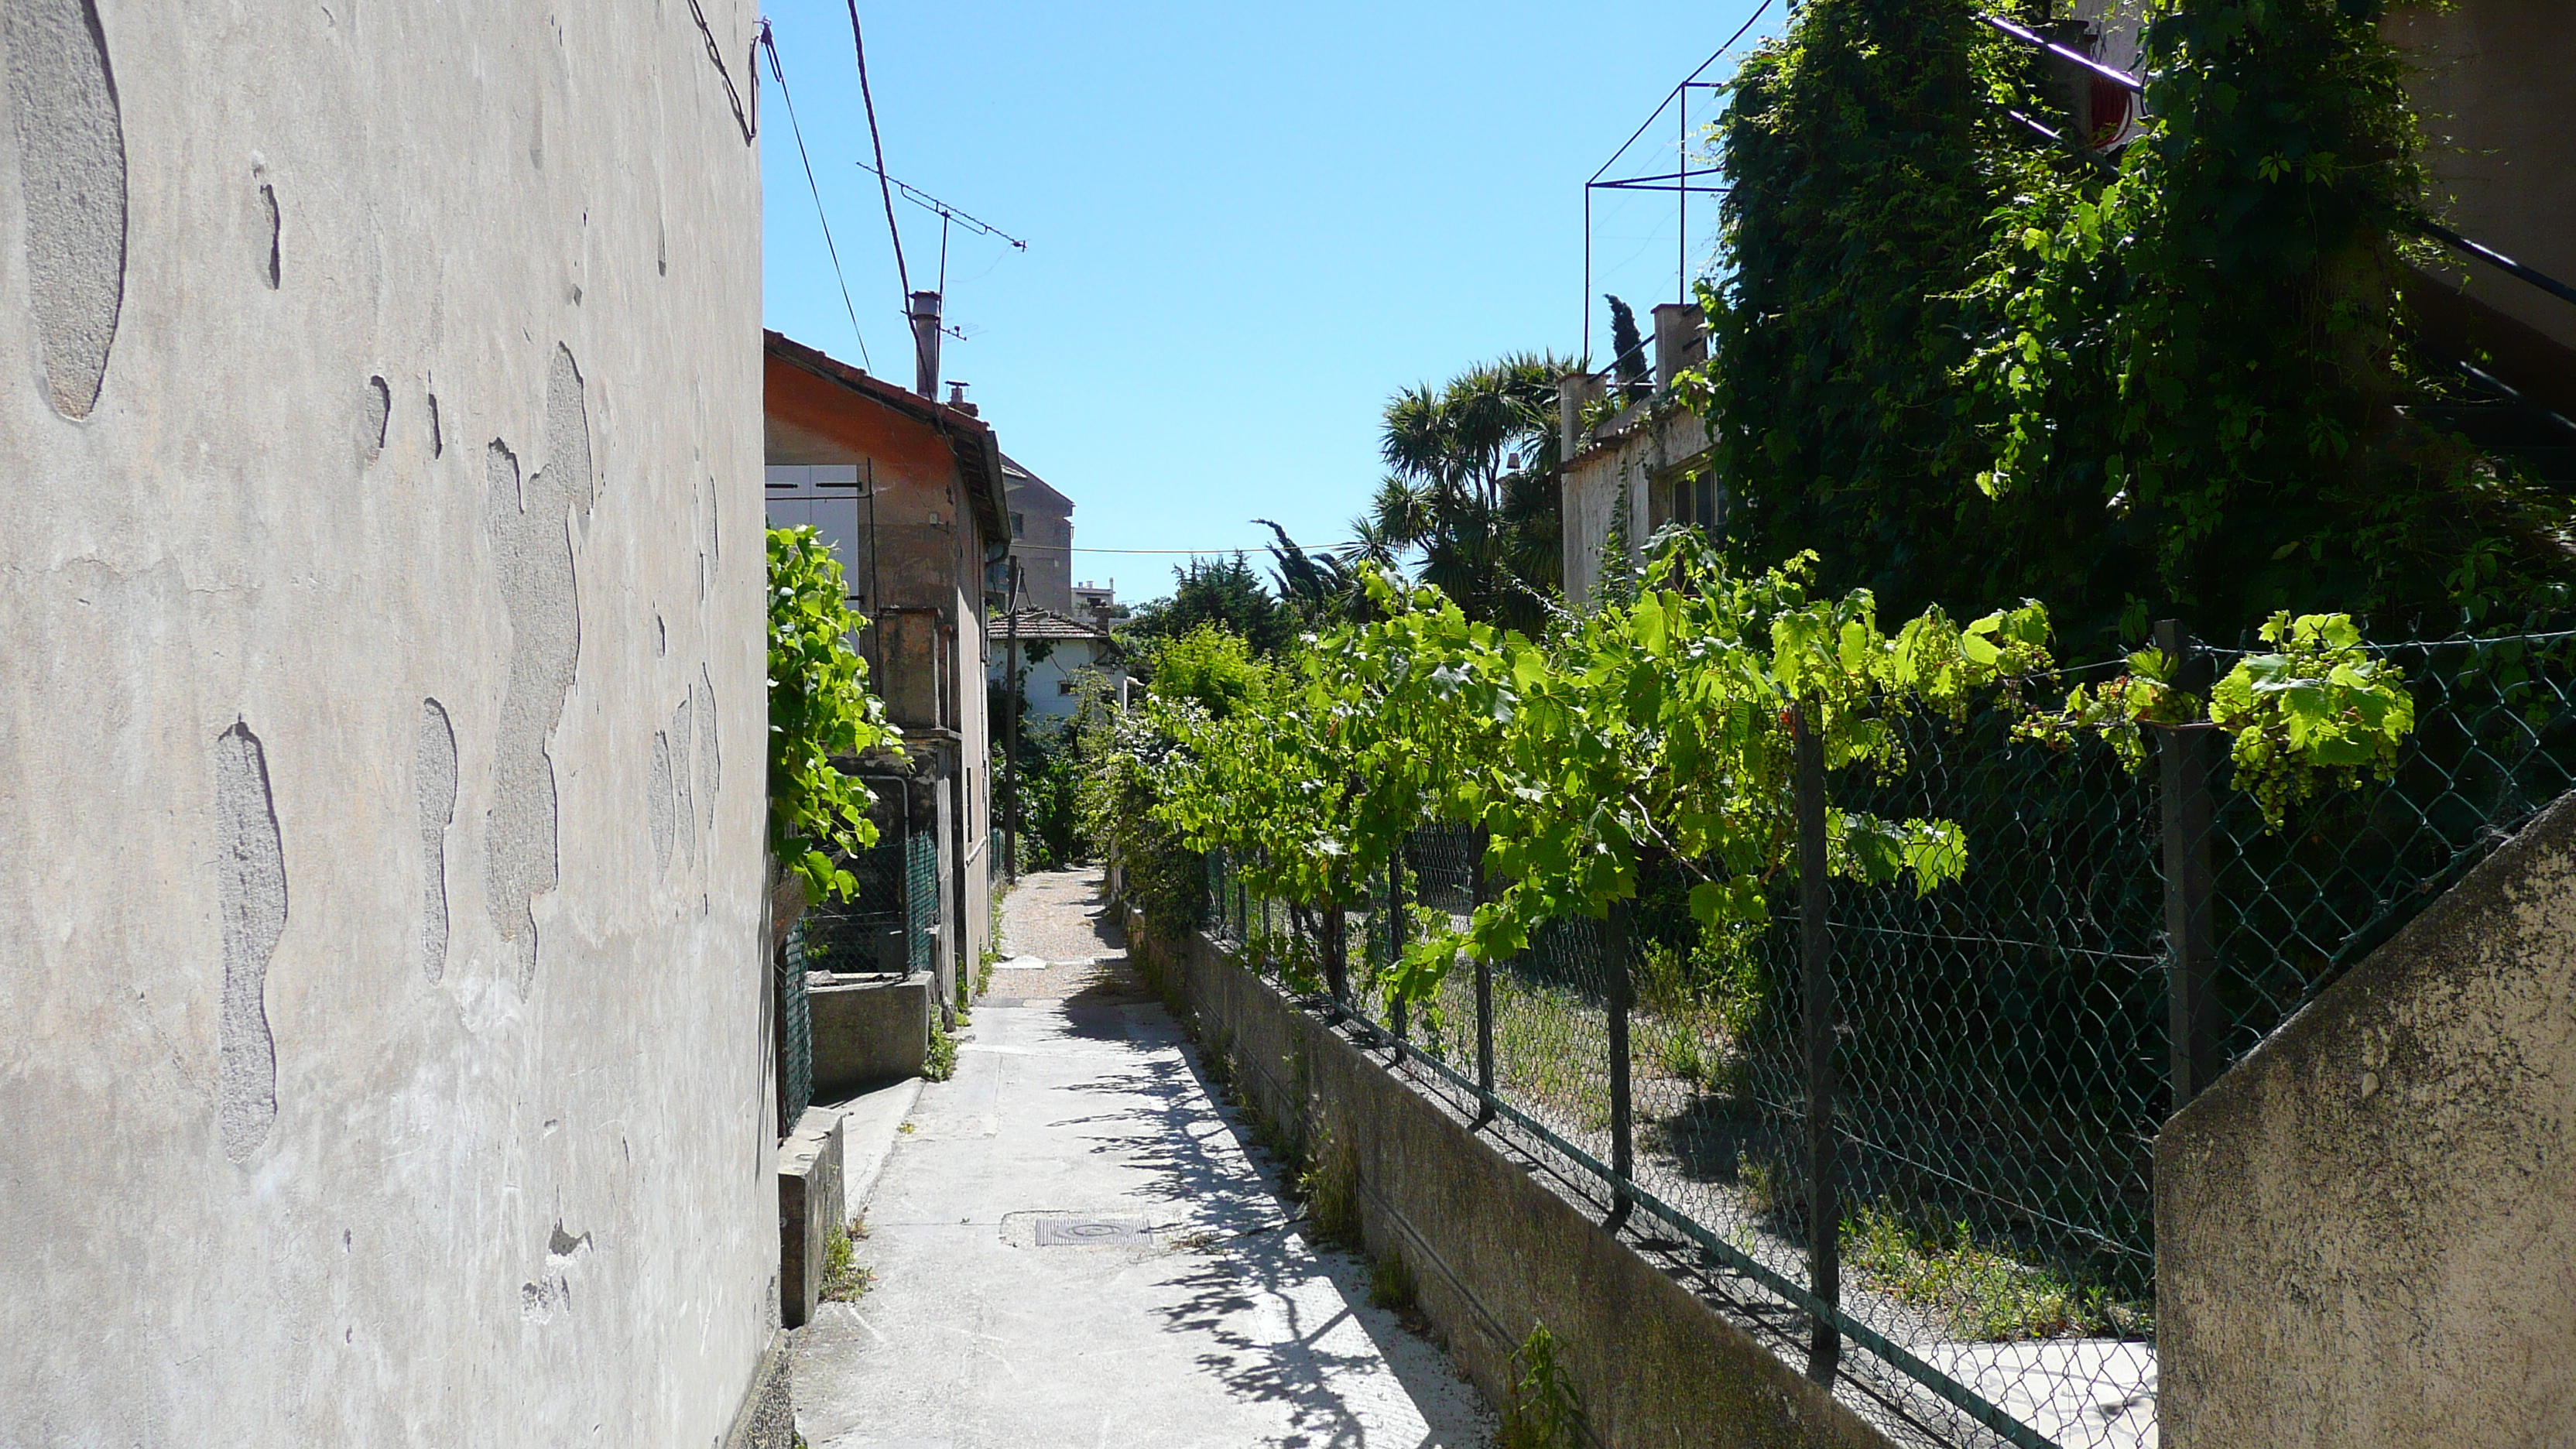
[1034,1217,1154,1247]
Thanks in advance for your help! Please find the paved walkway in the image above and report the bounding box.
[793,868,1494,1449]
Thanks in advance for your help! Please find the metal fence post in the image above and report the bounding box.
[1321,877,1350,1007]
[1389,853,1408,1040]
[2153,620,2222,1112]
[1793,701,1841,1386]
[1473,841,1495,1127]
[1605,896,1634,1226]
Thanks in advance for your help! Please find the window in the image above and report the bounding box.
[1011,512,1025,539]
[1058,679,1075,695]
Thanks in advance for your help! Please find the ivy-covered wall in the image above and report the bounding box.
[1690,0,2576,657]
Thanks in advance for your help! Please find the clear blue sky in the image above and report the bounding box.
[758,0,1778,604]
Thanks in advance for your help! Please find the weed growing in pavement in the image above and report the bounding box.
[1499,1321,1585,1449]
[1297,1121,1362,1249]
[1735,1151,1786,1218]
[1368,1249,1417,1314]
[819,1222,874,1302]
[923,1019,957,1082]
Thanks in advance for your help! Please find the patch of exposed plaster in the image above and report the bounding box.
[361,375,389,464]
[521,1220,591,1324]
[648,731,673,873]
[670,694,695,867]
[416,699,456,983]
[3,0,126,419]
[213,721,285,1164]
[697,666,718,838]
[255,181,279,288]
[481,344,594,992]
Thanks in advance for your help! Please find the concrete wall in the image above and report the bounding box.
[0,2,779,1443]
[810,976,930,1100]
[776,1107,847,1331]
[2156,790,2576,1448]
[1132,915,1892,1449]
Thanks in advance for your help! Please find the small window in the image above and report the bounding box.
[1058,679,1075,695]
[1011,512,1026,539]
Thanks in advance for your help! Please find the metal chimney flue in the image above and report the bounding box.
[906,290,943,398]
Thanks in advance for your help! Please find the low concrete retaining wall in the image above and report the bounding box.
[776,1107,847,1331]
[1132,912,1887,1449]
[2157,790,2576,1447]
[810,975,930,1099]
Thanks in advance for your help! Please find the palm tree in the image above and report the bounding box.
[1358,353,1571,632]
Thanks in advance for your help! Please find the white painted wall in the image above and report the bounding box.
[0,2,776,1442]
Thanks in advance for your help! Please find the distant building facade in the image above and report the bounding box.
[1559,303,1714,608]
[988,608,1122,722]
[1002,454,1075,615]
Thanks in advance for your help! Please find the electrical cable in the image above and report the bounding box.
[846,1,911,301]
[685,0,755,143]
[760,23,872,368]
[1009,545,1277,555]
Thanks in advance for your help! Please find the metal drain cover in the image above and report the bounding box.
[1035,1216,1153,1246]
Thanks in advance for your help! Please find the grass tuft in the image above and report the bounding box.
[1844,1206,2136,1341]
[1368,1249,1418,1313]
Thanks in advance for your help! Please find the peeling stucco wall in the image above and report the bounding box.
[0,2,773,1444]
[2,0,125,420]
[2156,790,2576,1449]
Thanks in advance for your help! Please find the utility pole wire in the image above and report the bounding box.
[845,1,911,301]
[760,22,872,368]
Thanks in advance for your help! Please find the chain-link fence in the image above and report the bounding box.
[800,842,909,976]
[906,831,941,975]
[2203,632,2576,1061]
[1191,628,2576,1449]
[778,919,814,1132]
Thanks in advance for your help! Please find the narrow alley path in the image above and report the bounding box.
[793,868,1494,1449]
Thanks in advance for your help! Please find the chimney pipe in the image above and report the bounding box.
[907,290,943,398]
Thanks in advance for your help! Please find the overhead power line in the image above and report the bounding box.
[759,22,871,368]
[845,2,911,300]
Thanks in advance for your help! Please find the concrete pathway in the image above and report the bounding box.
[793,868,1494,1449]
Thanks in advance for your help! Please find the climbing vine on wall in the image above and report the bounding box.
[769,526,901,903]
[1690,0,2576,658]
